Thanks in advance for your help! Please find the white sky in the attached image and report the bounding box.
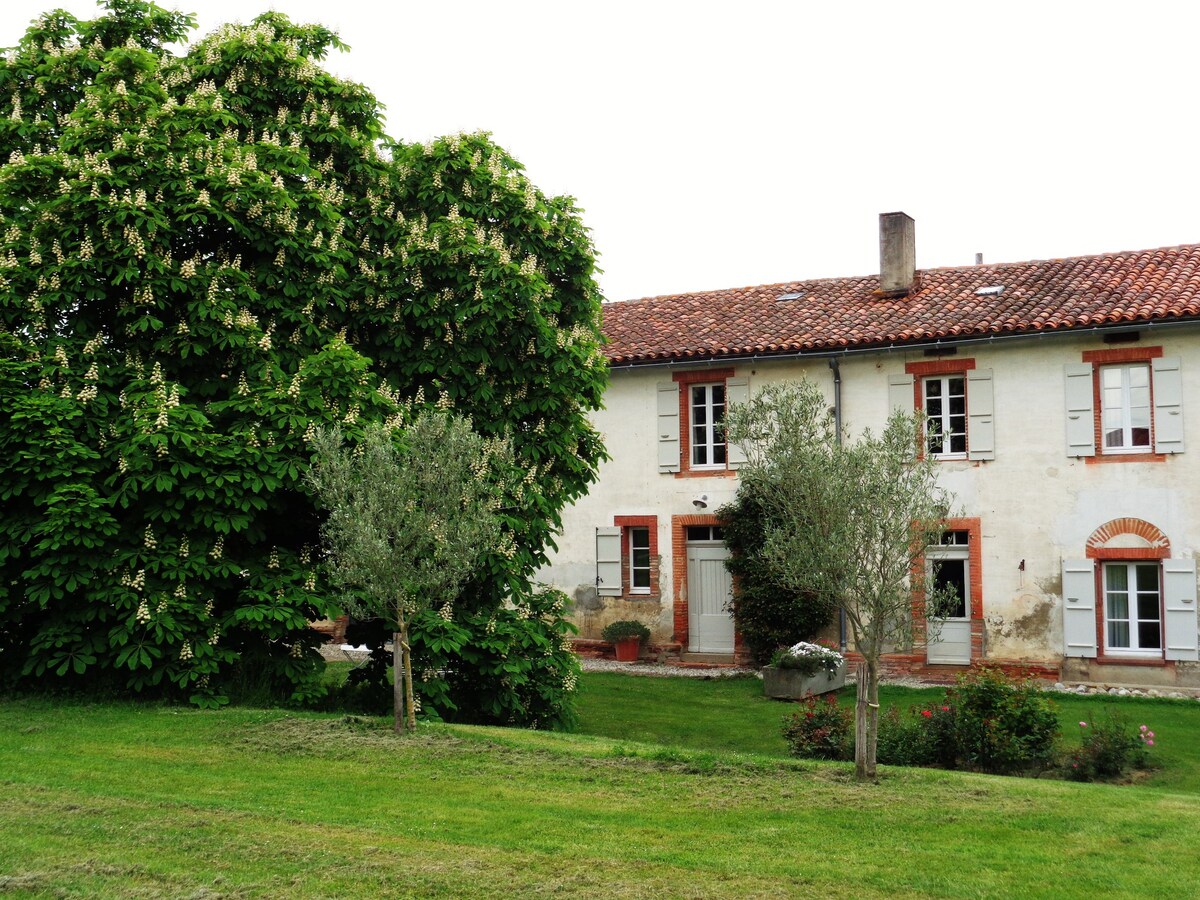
[4,1,1200,302]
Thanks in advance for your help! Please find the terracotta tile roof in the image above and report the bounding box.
[602,244,1200,364]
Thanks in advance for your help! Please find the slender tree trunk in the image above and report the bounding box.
[854,660,868,779]
[865,657,880,779]
[392,628,404,734]
[402,620,416,733]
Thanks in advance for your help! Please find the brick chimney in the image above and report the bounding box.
[879,211,916,295]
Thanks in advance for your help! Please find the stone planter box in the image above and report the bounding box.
[762,663,847,699]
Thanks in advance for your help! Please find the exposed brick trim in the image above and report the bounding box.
[673,368,737,477]
[671,368,737,385]
[904,358,977,377]
[1086,517,1170,558]
[1082,346,1163,364]
[671,512,722,647]
[614,515,659,599]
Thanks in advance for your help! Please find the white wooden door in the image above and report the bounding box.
[687,545,734,653]
[927,543,971,665]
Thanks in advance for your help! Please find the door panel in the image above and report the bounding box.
[687,545,734,653]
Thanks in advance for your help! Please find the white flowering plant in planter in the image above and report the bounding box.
[768,640,845,678]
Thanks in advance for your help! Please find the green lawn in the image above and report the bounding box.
[576,672,1200,790]
[2,675,1199,897]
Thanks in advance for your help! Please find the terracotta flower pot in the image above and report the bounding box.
[613,636,641,662]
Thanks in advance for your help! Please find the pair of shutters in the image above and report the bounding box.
[1064,357,1185,456]
[1062,558,1198,660]
[656,377,750,474]
[888,369,996,461]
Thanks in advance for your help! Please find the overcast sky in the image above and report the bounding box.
[4,1,1199,302]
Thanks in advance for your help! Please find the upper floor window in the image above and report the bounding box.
[691,383,727,468]
[924,376,967,458]
[656,371,748,476]
[1064,348,1184,459]
[1100,364,1151,452]
[889,360,993,462]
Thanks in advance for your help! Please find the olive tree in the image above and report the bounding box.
[724,381,954,780]
[307,414,508,732]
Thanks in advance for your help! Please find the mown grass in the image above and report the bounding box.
[575,671,1200,791]
[3,675,1200,898]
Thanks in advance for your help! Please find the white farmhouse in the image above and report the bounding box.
[542,212,1200,689]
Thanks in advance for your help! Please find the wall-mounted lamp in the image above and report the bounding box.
[692,493,709,510]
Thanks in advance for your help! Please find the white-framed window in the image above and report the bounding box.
[690,383,727,468]
[1103,561,1161,653]
[629,526,651,594]
[1064,354,1184,457]
[1100,364,1152,453]
[888,367,994,462]
[923,376,967,458]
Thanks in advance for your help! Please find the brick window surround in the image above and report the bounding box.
[1086,517,1170,665]
[912,517,984,662]
[905,358,976,460]
[672,368,738,478]
[1081,346,1166,464]
[613,515,659,599]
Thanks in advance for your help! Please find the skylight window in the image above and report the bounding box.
[776,291,805,302]
[974,285,1005,296]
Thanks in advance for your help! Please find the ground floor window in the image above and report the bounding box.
[1104,562,1161,653]
[629,526,651,593]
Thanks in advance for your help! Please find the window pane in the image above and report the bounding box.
[1135,564,1159,593]
[1106,564,1129,593]
[1102,368,1123,389]
[949,432,967,453]
[1108,620,1130,648]
[932,560,967,618]
[713,443,727,464]
[1106,589,1128,621]
[926,379,943,399]
[1128,365,1149,388]
[1137,592,1160,621]
[1138,621,1161,649]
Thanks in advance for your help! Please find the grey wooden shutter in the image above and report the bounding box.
[967,368,995,461]
[726,376,750,469]
[1153,356,1185,454]
[1062,559,1098,657]
[596,527,622,596]
[657,382,681,473]
[888,373,915,413]
[1064,364,1096,457]
[1163,558,1198,661]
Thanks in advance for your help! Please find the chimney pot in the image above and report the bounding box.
[975,252,983,265]
[879,212,915,295]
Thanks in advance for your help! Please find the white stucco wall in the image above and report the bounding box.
[539,324,1200,668]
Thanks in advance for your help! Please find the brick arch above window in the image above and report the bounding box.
[1086,517,1171,559]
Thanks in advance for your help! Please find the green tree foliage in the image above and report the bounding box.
[307,415,507,732]
[0,1,606,709]
[724,381,953,779]
[721,487,839,666]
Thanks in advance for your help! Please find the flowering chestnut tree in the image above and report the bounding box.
[0,1,606,711]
